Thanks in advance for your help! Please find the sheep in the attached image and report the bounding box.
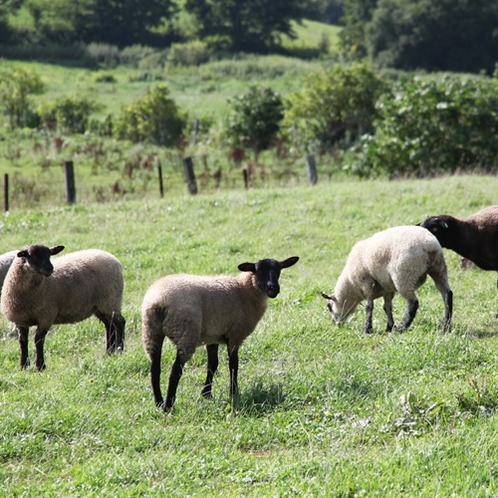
[321,226,452,333]
[0,251,19,337]
[1,244,126,370]
[418,205,498,315]
[141,256,299,410]
[0,250,16,290]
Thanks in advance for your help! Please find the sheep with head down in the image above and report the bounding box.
[322,226,452,333]
[418,205,498,317]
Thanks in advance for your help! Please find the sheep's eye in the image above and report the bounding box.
[432,227,438,232]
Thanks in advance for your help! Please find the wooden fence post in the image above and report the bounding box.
[4,173,8,212]
[158,164,164,198]
[243,169,249,189]
[305,154,318,186]
[183,156,198,195]
[64,160,76,204]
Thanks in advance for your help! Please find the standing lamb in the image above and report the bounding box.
[1,244,126,370]
[418,206,498,315]
[322,226,452,333]
[141,256,299,410]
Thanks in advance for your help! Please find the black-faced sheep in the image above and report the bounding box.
[419,206,498,316]
[322,226,452,333]
[418,206,498,271]
[141,256,299,410]
[1,244,126,370]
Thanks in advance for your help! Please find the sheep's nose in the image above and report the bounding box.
[266,283,280,298]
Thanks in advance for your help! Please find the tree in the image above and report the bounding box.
[0,66,45,129]
[0,0,24,42]
[285,61,389,149]
[115,85,186,146]
[224,86,284,156]
[366,0,498,74]
[184,0,305,52]
[339,0,378,59]
[24,0,176,46]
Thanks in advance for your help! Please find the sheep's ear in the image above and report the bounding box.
[322,292,337,303]
[280,256,299,269]
[50,245,65,255]
[17,250,29,258]
[238,262,256,272]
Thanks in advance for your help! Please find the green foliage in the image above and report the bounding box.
[37,94,103,134]
[339,0,378,59]
[114,84,186,146]
[357,76,498,177]
[367,0,498,74]
[223,86,284,154]
[0,65,45,129]
[184,0,306,52]
[285,61,389,149]
[167,40,212,66]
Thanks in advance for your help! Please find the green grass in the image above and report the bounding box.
[2,175,498,495]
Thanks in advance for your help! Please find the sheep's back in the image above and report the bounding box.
[347,226,443,290]
[142,273,267,346]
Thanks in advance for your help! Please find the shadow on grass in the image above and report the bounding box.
[232,381,285,415]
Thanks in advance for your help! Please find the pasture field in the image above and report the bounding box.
[1,175,498,496]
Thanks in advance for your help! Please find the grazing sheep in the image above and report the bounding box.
[322,226,452,333]
[418,206,498,270]
[418,206,498,315]
[142,256,299,410]
[1,244,126,370]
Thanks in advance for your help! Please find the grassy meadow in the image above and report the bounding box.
[1,175,498,496]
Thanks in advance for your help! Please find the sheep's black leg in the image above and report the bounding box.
[149,338,165,407]
[34,327,48,371]
[201,344,219,398]
[363,297,374,333]
[18,326,30,369]
[399,297,419,331]
[112,312,126,351]
[443,289,453,331]
[164,350,185,410]
[383,293,395,332]
[227,346,239,398]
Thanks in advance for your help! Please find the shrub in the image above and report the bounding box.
[223,86,284,156]
[38,94,103,134]
[167,41,212,66]
[356,75,498,177]
[114,85,186,147]
[0,66,45,129]
[285,61,390,149]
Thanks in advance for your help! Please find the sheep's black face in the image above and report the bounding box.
[17,244,65,277]
[418,216,451,247]
[238,256,299,299]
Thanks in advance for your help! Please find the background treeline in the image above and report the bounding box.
[2,0,498,74]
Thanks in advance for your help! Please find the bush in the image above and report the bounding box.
[167,41,212,66]
[285,61,390,150]
[38,94,103,134]
[114,85,186,147]
[0,66,45,129]
[223,86,284,156]
[356,76,498,177]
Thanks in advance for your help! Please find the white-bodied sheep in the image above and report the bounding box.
[1,244,126,370]
[142,256,299,410]
[322,226,452,333]
[0,251,16,289]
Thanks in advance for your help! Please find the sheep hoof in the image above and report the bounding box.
[36,363,46,372]
[20,359,30,369]
[363,327,374,334]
